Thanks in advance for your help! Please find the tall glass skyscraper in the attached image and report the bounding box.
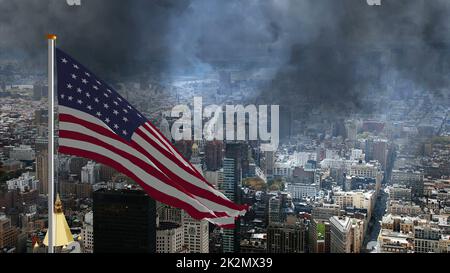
[93,188,156,253]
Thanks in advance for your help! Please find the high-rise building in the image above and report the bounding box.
[373,139,388,170]
[34,137,48,153]
[324,221,332,253]
[6,172,39,192]
[81,161,100,184]
[329,216,363,253]
[267,216,306,253]
[222,158,237,204]
[203,170,223,189]
[311,204,341,221]
[68,157,89,178]
[364,139,374,163]
[286,183,317,200]
[93,188,156,253]
[81,211,94,253]
[157,203,183,224]
[309,219,331,253]
[389,184,412,201]
[332,119,347,138]
[182,212,209,253]
[292,166,315,184]
[36,151,48,194]
[225,142,248,181]
[279,108,292,140]
[414,226,440,253]
[329,216,352,253]
[32,83,47,101]
[60,181,92,199]
[345,120,358,141]
[222,157,238,253]
[0,215,18,251]
[9,145,35,161]
[350,218,365,253]
[156,221,185,253]
[350,149,364,161]
[332,190,375,220]
[349,161,383,193]
[268,196,282,224]
[262,151,275,178]
[391,170,424,198]
[33,109,48,126]
[205,140,223,171]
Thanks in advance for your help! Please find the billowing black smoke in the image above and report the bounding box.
[1,0,450,114]
[254,0,450,116]
[0,0,191,79]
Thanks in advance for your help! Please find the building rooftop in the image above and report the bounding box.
[157,221,181,231]
[330,216,351,233]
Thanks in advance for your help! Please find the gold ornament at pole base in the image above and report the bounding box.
[43,194,74,247]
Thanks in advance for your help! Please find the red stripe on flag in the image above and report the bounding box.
[59,129,244,214]
[58,145,236,224]
[142,122,211,184]
[59,113,246,212]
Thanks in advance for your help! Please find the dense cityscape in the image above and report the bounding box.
[0,0,450,256]
[0,58,449,253]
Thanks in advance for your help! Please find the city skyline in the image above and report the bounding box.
[0,0,449,256]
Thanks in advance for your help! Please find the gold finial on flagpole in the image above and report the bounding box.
[47,34,57,40]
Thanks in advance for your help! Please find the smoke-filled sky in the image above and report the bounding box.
[1,0,450,113]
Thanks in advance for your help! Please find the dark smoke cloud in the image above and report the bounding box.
[0,0,190,78]
[1,0,450,115]
[253,0,450,116]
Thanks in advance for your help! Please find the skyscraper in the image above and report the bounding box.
[156,204,209,253]
[222,157,238,253]
[364,139,374,163]
[205,140,223,171]
[225,142,249,181]
[32,83,46,101]
[267,216,306,253]
[308,218,331,253]
[182,212,209,253]
[156,221,185,253]
[36,151,48,194]
[81,211,94,253]
[414,226,441,253]
[33,109,48,126]
[157,203,183,224]
[222,158,236,202]
[268,196,282,224]
[68,157,89,178]
[373,139,388,170]
[329,216,352,253]
[93,188,156,253]
[279,107,292,140]
[263,150,275,178]
[0,215,17,251]
[345,120,358,141]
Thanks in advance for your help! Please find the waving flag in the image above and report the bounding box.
[55,48,247,228]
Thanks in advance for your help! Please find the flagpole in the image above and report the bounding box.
[47,34,57,253]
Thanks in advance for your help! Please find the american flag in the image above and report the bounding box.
[56,48,247,228]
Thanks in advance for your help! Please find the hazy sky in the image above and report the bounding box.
[1,0,449,112]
